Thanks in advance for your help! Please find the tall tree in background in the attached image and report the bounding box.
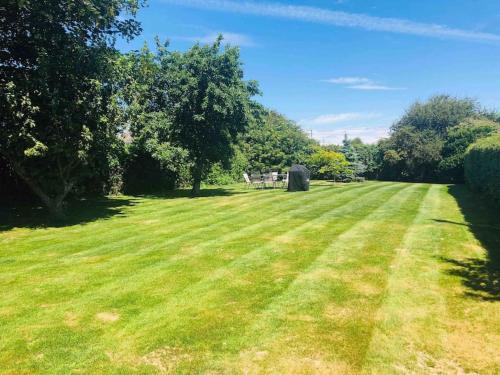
[380,95,489,182]
[242,104,315,172]
[161,36,258,195]
[115,43,190,193]
[0,0,143,216]
[393,95,479,136]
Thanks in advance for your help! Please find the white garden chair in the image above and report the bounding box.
[271,172,279,189]
[263,173,274,189]
[281,172,289,189]
[244,173,264,189]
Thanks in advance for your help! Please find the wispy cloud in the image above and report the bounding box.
[175,32,256,47]
[324,76,405,91]
[300,112,381,126]
[161,0,500,43]
[348,83,404,91]
[324,77,371,85]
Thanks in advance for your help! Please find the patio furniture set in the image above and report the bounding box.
[243,172,289,189]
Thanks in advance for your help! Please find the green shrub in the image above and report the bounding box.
[205,164,237,186]
[464,134,500,202]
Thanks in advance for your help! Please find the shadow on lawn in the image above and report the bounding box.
[0,197,137,232]
[0,187,248,231]
[138,187,250,200]
[438,185,500,302]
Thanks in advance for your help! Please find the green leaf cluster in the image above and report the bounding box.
[464,133,500,203]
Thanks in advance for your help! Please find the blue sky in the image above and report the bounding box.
[117,0,500,144]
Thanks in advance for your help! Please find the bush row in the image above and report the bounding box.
[464,134,500,202]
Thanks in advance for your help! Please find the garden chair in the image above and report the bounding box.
[249,173,264,189]
[281,172,289,189]
[263,173,275,189]
[271,172,279,189]
[243,173,253,188]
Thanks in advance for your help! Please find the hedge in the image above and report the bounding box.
[464,134,500,202]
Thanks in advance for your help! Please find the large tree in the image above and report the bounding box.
[0,0,142,216]
[393,95,479,136]
[160,37,258,194]
[242,103,315,172]
[379,95,493,182]
[115,44,190,193]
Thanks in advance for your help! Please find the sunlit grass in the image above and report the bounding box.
[0,181,498,374]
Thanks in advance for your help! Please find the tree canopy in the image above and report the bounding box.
[377,95,498,182]
[0,0,143,216]
[160,37,258,194]
[242,104,315,172]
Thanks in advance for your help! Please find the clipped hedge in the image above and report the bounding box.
[464,134,500,202]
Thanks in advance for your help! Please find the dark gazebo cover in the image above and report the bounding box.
[287,164,310,192]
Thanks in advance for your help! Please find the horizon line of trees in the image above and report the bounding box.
[2,1,500,217]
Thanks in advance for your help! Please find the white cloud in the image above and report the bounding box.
[324,77,372,85]
[162,0,500,43]
[324,76,405,91]
[300,112,381,126]
[313,126,389,145]
[347,83,405,91]
[176,32,256,47]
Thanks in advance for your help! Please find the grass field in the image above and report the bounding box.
[0,181,499,374]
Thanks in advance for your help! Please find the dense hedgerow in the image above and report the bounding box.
[464,134,500,202]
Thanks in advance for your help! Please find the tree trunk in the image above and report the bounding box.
[191,164,203,196]
[46,197,65,219]
[8,160,73,219]
[191,178,201,196]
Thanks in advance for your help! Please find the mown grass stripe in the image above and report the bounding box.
[5,183,389,306]
[0,184,355,278]
[1,186,294,251]
[213,183,429,372]
[360,185,448,374]
[109,183,407,345]
[3,184,353,267]
[0,184,291,246]
[77,183,395,299]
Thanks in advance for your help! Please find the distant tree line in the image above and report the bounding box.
[2,2,499,216]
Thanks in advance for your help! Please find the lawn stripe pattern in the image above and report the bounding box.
[0,181,498,374]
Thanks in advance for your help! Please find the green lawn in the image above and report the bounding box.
[1,181,499,374]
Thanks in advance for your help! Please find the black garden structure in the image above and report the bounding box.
[287,164,310,192]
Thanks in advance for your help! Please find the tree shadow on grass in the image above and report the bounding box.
[0,187,249,232]
[138,186,250,200]
[0,197,137,232]
[437,185,500,302]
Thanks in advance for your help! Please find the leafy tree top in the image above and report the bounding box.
[392,95,480,136]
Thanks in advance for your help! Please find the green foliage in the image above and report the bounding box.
[205,146,249,185]
[378,95,495,182]
[464,134,500,202]
[242,104,315,172]
[307,147,350,181]
[393,95,479,135]
[380,126,443,181]
[341,136,380,178]
[0,0,143,215]
[438,118,498,182]
[160,36,258,194]
[114,45,192,192]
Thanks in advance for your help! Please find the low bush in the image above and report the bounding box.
[464,134,500,202]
